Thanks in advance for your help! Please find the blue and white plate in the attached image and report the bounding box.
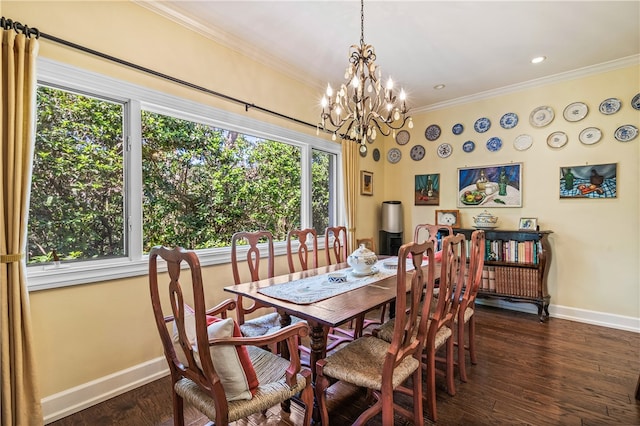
[462,140,475,153]
[452,123,464,135]
[474,117,491,133]
[437,143,452,158]
[632,93,640,111]
[499,112,518,129]
[599,98,621,115]
[387,148,402,164]
[486,137,502,152]
[425,124,441,141]
[614,124,638,142]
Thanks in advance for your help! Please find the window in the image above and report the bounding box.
[29,86,126,264]
[27,59,341,290]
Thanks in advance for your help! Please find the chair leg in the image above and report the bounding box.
[315,361,331,426]
[413,366,424,426]
[468,315,477,365]
[299,376,314,426]
[446,336,456,396]
[458,319,468,383]
[424,348,438,422]
[172,389,185,426]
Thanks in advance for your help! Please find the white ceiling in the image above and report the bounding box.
[138,1,640,111]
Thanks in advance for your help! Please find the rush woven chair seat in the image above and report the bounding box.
[149,246,313,426]
[315,240,436,425]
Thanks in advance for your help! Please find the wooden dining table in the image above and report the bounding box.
[223,258,438,382]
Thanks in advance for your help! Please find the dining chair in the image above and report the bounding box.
[231,231,283,341]
[324,225,348,265]
[413,223,454,250]
[454,229,485,383]
[355,236,388,330]
[324,226,371,343]
[373,233,465,421]
[286,228,319,273]
[315,240,436,425]
[149,246,313,426]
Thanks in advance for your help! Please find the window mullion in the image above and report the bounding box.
[127,100,143,260]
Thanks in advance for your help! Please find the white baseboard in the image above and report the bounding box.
[476,299,640,333]
[41,303,640,423]
[42,356,169,424]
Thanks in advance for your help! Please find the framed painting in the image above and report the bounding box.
[361,170,373,196]
[519,217,538,230]
[457,163,522,208]
[415,174,440,205]
[560,163,617,198]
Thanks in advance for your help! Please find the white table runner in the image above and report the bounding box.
[258,258,415,304]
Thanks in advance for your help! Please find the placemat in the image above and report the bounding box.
[258,258,414,304]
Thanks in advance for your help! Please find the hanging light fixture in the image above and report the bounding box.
[318,0,413,153]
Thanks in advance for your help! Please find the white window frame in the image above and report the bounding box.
[27,58,342,291]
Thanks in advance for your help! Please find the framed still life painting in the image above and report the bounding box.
[457,163,522,208]
[361,170,373,196]
[559,163,616,198]
[415,174,440,205]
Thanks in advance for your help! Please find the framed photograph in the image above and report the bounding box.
[360,170,373,196]
[519,217,538,230]
[559,163,617,199]
[415,174,440,205]
[457,162,522,208]
[436,209,461,228]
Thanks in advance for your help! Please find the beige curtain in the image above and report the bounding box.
[1,28,43,425]
[341,140,359,253]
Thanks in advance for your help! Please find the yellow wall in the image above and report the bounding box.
[4,0,639,408]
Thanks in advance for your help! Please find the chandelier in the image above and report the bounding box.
[318,0,413,153]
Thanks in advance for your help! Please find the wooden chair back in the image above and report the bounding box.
[231,231,275,325]
[286,228,319,273]
[356,237,376,253]
[432,233,466,330]
[460,230,485,313]
[394,240,437,355]
[149,246,234,423]
[413,224,453,250]
[324,225,348,265]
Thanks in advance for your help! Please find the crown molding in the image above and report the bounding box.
[414,54,640,113]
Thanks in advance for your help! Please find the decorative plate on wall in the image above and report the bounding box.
[372,148,381,161]
[359,146,367,157]
[486,136,502,152]
[425,124,441,141]
[614,124,638,142]
[499,112,519,129]
[513,134,533,151]
[599,98,621,115]
[387,148,402,164]
[410,144,426,161]
[462,140,475,153]
[579,127,602,145]
[563,101,588,122]
[529,106,555,127]
[474,117,491,133]
[547,131,568,148]
[437,143,453,158]
[452,123,464,135]
[632,93,640,110]
[395,130,410,145]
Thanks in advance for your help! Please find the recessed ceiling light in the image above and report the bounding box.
[433,84,446,90]
[531,56,546,64]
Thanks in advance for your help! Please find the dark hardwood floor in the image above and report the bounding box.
[49,305,640,425]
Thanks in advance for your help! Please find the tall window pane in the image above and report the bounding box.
[312,149,334,232]
[28,86,125,264]
[141,111,302,252]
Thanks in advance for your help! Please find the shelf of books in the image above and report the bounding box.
[456,228,553,322]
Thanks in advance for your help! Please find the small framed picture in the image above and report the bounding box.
[519,217,538,230]
[435,209,461,228]
[360,170,373,196]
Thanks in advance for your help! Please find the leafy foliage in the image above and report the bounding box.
[28,87,332,264]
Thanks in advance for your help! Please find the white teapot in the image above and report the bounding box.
[347,244,378,275]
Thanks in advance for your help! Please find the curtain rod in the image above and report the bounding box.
[1,15,328,135]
